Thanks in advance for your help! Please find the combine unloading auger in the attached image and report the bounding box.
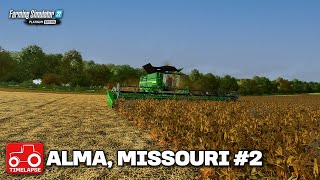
[106,63,238,108]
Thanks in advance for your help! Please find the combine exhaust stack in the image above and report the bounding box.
[106,63,238,108]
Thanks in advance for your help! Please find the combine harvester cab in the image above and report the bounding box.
[106,63,238,108]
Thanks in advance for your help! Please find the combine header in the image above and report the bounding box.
[106,63,238,108]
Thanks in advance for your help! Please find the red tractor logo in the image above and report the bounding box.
[6,143,44,174]
[9,144,41,167]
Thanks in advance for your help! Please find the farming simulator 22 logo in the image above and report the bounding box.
[8,9,63,25]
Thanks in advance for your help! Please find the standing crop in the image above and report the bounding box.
[116,96,320,179]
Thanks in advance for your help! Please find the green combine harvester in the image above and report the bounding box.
[106,63,238,108]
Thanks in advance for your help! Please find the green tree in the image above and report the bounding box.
[308,82,320,93]
[253,76,272,94]
[85,61,112,86]
[0,48,17,82]
[303,82,312,93]
[44,53,63,74]
[189,69,204,89]
[276,77,293,94]
[19,45,46,80]
[42,73,63,85]
[219,75,238,91]
[110,65,141,85]
[238,79,259,95]
[61,50,84,85]
[291,79,305,93]
[202,73,219,91]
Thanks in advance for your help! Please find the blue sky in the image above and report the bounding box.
[1,0,320,81]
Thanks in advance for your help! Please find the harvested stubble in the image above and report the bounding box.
[0,90,195,179]
[116,96,320,179]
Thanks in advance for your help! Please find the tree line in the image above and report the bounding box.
[0,45,319,95]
